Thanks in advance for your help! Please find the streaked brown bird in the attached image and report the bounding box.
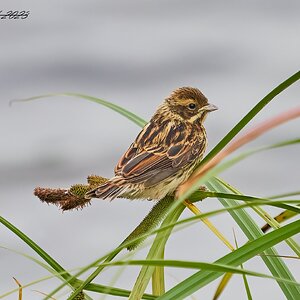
[85,87,217,201]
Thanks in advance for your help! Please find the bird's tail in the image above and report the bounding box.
[85,178,128,200]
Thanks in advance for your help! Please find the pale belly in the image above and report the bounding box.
[121,164,197,200]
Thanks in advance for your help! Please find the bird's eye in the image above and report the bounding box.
[188,103,196,110]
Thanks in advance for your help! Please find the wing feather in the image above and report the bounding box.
[114,120,205,186]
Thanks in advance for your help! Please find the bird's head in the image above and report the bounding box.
[164,87,218,123]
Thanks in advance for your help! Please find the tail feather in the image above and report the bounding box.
[85,180,127,200]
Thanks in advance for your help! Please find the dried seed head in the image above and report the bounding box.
[34,186,91,211]
[34,187,69,203]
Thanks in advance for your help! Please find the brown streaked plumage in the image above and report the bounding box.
[85,87,217,201]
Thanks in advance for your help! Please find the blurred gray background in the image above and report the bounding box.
[0,1,299,299]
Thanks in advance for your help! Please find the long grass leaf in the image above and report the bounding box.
[200,70,300,166]
[216,179,300,260]
[12,93,147,127]
[177,138,300,205]
[157,219,300,300]
[128,205,185,300]
[0,216,151,299]
[208,179,300,299]
[152,248,165,296]
[0,216,72,284]
[98,259,300,286]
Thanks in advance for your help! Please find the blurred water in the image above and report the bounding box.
[0,1,299,299]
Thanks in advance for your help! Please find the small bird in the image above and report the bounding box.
[85,87,217,201]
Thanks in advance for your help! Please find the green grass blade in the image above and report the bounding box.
[252,205,300,257]
[0,246,89,299]
[99,259,300,286]
[208,178,300,299]
[191,190,300,213]
[152,248,165,296]
[83,284,155,299]
[215,179,300,260]
[47,249,127,300]
[0,245,67,279]
[45,196,300,295]
[15,71,299,137]
[65,194,298,297]
[242,270,253,300]
[64,202,179,299]
[200,70,300,166]
[178,138,300,206]
[0,216,152,300]
[268,191,300,199]
[10,73,300,299]
[233,232,253,300]
[128,205,185,300]
[62,199,174,300]
[0,216,72,284]
[50,199,176,299]
[12,93,147,127]
[157,219,300,300]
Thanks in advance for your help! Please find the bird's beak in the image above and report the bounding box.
[204,103,218,112]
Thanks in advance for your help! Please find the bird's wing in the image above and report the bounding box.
[114,121,206,187]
